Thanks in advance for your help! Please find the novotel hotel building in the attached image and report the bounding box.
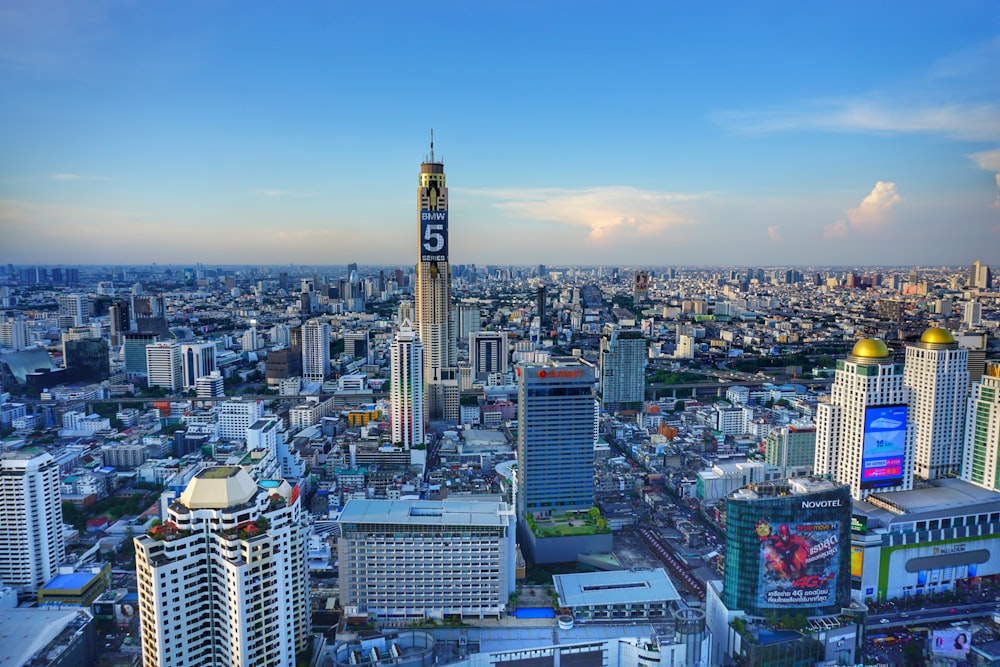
[516,358,597,522]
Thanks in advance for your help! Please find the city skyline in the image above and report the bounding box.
[2,2,999,266]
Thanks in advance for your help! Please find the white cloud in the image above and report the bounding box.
[460,186,702,242]
[967,148,1000,207]
[824,182,901,239]
[767,225,782,242]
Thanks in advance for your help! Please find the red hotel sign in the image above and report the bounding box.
[537,368,583,379]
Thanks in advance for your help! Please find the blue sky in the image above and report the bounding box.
[1,1,998,267]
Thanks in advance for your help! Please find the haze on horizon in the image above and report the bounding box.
[1,2,998,267]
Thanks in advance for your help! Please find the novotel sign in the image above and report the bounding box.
[537,368,584,379]
[801,499,843,509]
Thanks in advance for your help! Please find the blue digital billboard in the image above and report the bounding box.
[860,405,907,489]
[420,209,448,262]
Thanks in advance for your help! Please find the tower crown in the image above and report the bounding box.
[919,327,955,345]
[850,338,889,359]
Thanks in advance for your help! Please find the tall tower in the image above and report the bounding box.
[301,319,330,384]
[181,341,217,390]
[962,362,1000,492]
[145,341,182,391]
[516,359,596,521]
[0,450,65,592]
[599,326,647,412]
[904,327,968,480]
[415,133,458,421]
[134,466,307,666]
[815,339,914,501]
[390,319,424,449]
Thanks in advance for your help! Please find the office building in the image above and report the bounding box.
[963,362,1000,492]
[132,294,169,338]
[181,341,218,390]
[0,316,29,351]
[337,499,516,621]
[63,337,110,383]
[390,319,424,449]
[0,450,65,592]
[964,300,982,327]
[123,332,159,376]
[517,358,597,520]
[599,327,647,412]
[814,339,914,501]
[414,138,459,421]
[134,466,307,666]
[469,331,508,381]
[536,285,546,329]
[301,319,330,384]
[764,423,816,475]
[904,327,968,480]
[195,370,225,398]
[707,478,859,667]
[970,259,992,289]
[56,293,87,328]
[218,399,264,441]
[633,270,650,304]
[145,341,182,391]
[343,330,371,363]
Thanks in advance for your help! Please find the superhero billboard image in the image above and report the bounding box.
[755,519,840,608]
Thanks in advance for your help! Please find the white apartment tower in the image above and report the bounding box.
[145,341,182,391]
[218,399,264,441]
[390,318,425,448]
[904,327,969,479]
[134,466,307,667]
[962,363,1000,492]
[815,338,914,501]
[301,319,330,383]
[0,316,29,351]
[0,450,65,592]
[56,293,87,327]
[415,138,459,421]
[181,341,217,390]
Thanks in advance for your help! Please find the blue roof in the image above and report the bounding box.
[42,572,98,590]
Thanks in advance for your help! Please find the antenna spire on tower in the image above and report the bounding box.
[430,128,435,163]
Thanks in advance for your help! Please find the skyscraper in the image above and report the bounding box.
[56,293,88,328]
[904,327,969,480]
[415,136,459,421]
[0,450,64,592]
[181,341,218,390]
[599,326,647,412]
[134,466,307,666]
[962,362,1000,492]
[970,259,992,289]
[469,331,509,381]
[815,339,914,501]
[516,359,597,521]
[301,319,330,384]
[145,341,182,391]
[390,319,424,449]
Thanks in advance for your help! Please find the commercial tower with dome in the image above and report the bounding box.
[904,327,969,480]
[815,338,915,501]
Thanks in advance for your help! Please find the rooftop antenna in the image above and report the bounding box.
[430,128,435,163]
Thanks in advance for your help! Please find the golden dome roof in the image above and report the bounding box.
[851,338,890,359]
[920,327,955,345]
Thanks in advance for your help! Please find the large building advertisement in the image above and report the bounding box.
[419,210,448,262]
[755,518,841,608]
[931,629,972,659]
[861,405,907,489]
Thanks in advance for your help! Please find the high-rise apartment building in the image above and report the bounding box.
[301,319,330,384]
[469,331,508,381]
[218,399,264,441]
[599,327,647,412]
[904,327,969,480]
[0,450,65,592]
[56,293,88,328]
[134,466,307,666]
[764,423,816,474]
[390,319,424,448]
[181,341,218,390]
[415,138,459,421]
[337,499,515,621]
[516,359,597,520]
[0,316,29,351]
[145,341,182,391]
[962,362,1000,492]
[815,339,914,501]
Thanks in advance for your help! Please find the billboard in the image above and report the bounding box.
[420,210,448,262]
[931,629,971,659]
[755,519,841,608]
[851,546,864,582]
[860,405,907,489]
